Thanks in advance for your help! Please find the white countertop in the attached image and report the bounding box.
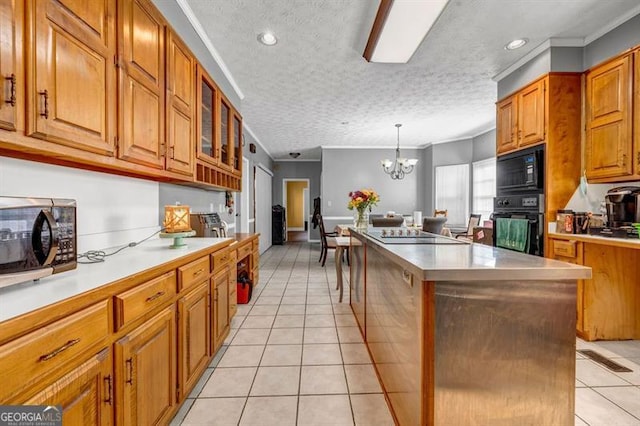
[351,231,592,282]
[0,237,232,323]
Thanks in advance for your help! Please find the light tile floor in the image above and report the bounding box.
[171,242,640,426]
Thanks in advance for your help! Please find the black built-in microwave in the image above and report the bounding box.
[496,145,544,194]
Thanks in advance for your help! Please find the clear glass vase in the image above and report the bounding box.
[353,209,369,232]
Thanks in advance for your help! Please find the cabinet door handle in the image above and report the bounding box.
[145,291,165,302]
[39,90,49,119]
[5,74,16,106]
[104,375,112,405]
[622,153,627,167]
[39,338,80,361]
[193,268,204,277]
[125,358,134,384]
[169,146,175,159]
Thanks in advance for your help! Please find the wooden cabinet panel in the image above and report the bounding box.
[635,50,640,176]
[218,95,232,171]
[0,300,109,402]
[518,79,545,147]
[229,268,238,318]
[350,241,365,337]
[496,96,518,155]
[585,55,633,180]
[0,0,20,131]
[27,0,116,154]
[178,255,209,292]
[25,348,113,426]
[118,0,165,168]
[115,305,176,426]
[114,271,176,330]
[582,244,640,340]
[212,268,230,352]
[232,111,242,176]
[166,30,194,176]
[178,282,210,399]
[196,66,219,166]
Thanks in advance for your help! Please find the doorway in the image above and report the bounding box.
[282,179,309,242]
[240,157,250,233]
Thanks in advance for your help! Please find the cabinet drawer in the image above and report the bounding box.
[212,250,230,273]
[553,240,578,259]
[237,242,252,260]
[0,300,110,402]
[252,238,258,251]
[178,256,209,292]
[114,271,176,330]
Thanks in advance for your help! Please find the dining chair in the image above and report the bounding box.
[434,209,448,217]
[453,214,482,240]
[422,217,448,234]
[317,214,338,267]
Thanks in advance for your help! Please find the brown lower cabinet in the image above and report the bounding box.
[26,348,113,426]
[0,236,259,424]
[549,235,640,340]
[115,305,177,425]
[178,281,211,399]
[212,267,231,353]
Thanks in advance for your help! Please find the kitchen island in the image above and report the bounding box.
[349,230,591,426]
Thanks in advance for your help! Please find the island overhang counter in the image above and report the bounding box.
[348,230,591,426]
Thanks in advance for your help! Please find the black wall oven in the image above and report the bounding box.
[492,194,544,257]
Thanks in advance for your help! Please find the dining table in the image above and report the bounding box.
[328,236,351,302]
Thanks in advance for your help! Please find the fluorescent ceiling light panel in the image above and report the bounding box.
[366,0,449,63]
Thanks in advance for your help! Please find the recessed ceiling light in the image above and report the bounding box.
[258,32,277,46]
[289,152,300,159]
[504,38,528,50]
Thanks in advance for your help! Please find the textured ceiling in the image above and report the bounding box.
[185,0,640,160]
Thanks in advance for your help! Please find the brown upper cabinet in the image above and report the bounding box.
[117,0,165,169]
[165,30,195,177]
[585,53,635,181]
[194,65,243,190]
[196,66,220,166]
[0,0,20,132]
[232,111,243,176]
[496,78,545,155]
[27,0,117,155]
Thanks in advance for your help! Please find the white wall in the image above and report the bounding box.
[0,157,160,252]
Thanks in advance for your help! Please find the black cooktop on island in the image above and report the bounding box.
[365,228,468,245]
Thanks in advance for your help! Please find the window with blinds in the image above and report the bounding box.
[435,164,469,227]
[472,158,496,223]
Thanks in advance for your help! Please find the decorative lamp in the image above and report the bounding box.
[381,124,419,180]
[163,203,192,233]
[160,204,195,249]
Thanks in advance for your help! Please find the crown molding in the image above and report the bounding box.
[584,6,640,45]
[243,123,272,159]
[175,0,245,100]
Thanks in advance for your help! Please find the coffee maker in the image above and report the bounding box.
[605,186,640,229]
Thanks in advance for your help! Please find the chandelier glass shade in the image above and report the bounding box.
[381,124,418,180]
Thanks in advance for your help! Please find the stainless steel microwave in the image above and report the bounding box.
[0,197,77,289]
[496,145,544,194]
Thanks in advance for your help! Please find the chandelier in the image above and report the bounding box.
[381,124,418,180]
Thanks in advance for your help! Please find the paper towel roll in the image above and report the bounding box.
[413,211,422,226]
